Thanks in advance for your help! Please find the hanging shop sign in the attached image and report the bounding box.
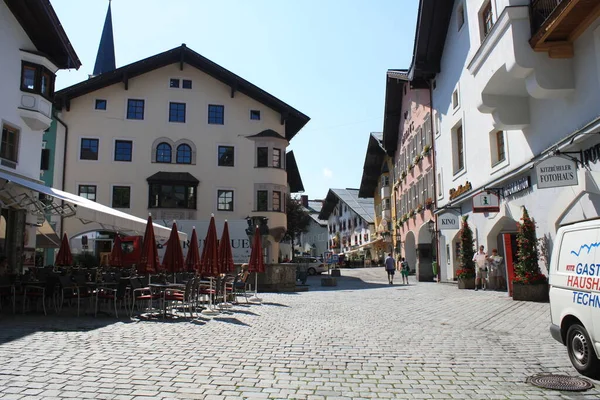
[472,191,500,213]
[449,181,472,200]
[582,142,600,166]
[536,156,578,189]
[438,212,460,230]
[503,176,530,197]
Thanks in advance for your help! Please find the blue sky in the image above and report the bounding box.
[52,0,418,200]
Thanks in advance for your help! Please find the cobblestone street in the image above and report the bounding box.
[0,268,598,399]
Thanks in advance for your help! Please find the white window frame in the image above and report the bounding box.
[77,182,98,202]
[216,188,235,212]
[78,136,101,163]
[94,98,108,112]
[452,86,460,112]
[0,121,21,165]
[457,2,465,31]
[113,138,134,163]
[217,143,236,168]
[124,97,147,122]
[167,100,187,124]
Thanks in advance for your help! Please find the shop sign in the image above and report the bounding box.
[503,176,530,197]
[449,181,472,200]
[438,212,460,230]
[472,191,500,213]
[582,143,600,166]
[536,156,578,189]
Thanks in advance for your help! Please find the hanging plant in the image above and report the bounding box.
[414,154,423,165]
[425,197,433,210]
[401,170,407,180]
[416,204,423,213]
[408,163,414,170]
[423,144,431,155]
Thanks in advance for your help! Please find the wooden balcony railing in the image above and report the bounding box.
[530,0,564,35]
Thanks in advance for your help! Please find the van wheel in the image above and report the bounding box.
[566,324,600,379]
[308,267,316,276]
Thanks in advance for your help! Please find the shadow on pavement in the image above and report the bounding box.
[213,317,250,326]
[301,275,397,292]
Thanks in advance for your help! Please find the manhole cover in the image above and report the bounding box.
[527,374,594,391]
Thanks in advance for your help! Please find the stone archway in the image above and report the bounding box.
[404,230,417,275]
[484,215,519,293]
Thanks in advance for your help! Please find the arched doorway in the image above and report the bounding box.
[485,215,519,293]
[417,222,435,281]
[404,230,417,276]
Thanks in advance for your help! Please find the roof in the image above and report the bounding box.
[55,44,310,141]
[4,0,81,69]
[307,200,323,214]
[408,0,455,81]
[247,129,287,141]
[147,171,199,185]
[358,133,387,198]
[382,70,408,156]
[318,188,375,224]
[93,2,116,75]
[308,213,327,227]
[286,151,304,193]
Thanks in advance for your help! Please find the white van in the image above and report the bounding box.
[549,219,600,379]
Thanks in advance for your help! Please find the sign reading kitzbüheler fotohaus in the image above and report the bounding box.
[438,212,460,230]
[535,156,578,189]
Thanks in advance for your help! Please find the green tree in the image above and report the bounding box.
[285,194,311,261]
[457,215,475,278]
[515,207,546,284]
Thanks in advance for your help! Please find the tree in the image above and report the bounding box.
[285,194,311,261]
[456,215,475,279]
[515,207,546,284]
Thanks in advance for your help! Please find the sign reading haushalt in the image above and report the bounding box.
[438,212,460,230]
[472,191,500,213]
[536,156,578,189]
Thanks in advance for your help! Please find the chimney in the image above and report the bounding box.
[301,195,308,208]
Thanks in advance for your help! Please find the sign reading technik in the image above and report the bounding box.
[536,156,578,189]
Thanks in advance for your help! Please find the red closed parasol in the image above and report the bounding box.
[137,214,160,275]
[162,222,185,273]
[200,215,219,277]
[109,234,124,268]
[55,233,73,266]
[185,227,200,272]
[218,220,234,274]
[248,226,265,273]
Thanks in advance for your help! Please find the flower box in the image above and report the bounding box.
[512,282,549,302]
[458,277,475,289]
[423,144,431,156]
[408,163,414,170]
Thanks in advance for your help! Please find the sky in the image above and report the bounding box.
[51,0,418,201]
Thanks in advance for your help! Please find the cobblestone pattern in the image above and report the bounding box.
[0,268,598,399]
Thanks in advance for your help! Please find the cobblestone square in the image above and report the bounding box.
[0,268,598,399]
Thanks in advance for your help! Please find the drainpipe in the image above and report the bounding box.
[425,79,440,282]
[54,114,68,238]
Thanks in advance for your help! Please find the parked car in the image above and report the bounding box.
[291,256,327,275]
[549,219,600,379]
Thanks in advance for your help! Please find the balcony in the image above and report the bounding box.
[467,5,574,130]
[19,93,52,131]
[530,0,600,58]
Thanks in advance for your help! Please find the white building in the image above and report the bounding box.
[0,0,81,270]
[412,0,600,286]
[318,189,378,264]
[53,41,309,264]
[297,196,328,259]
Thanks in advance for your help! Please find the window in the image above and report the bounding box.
[20,62,55,99]
[482,1,493,38]
[208,104,224,125]
[257,190,268,211]
[156,142,172,163]
[381,175,389,186]
[182,79,192,89]
[453,124,464,174]
[457,3,465,30]
[78,185,97,202]
[114,140,132,162]
[127,99,145,120]
[176,144,192,164]
[112,186,131,208]
[217,190,234,211]
[496,131,505,162]
[273,148,281,168]
[80,138,99,160]
[452,89,459,110]
[273,191,281,212]
[250,110,261,120]
[149,184,196,209]
[218,146,234,167]
[170,79,180,88]
[0,124,19,163]
[95,99,107,110]
[169,102,186,123]
[257,147,268,167]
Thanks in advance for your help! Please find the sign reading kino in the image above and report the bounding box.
[438,212,460,230]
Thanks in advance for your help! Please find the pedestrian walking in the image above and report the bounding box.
[400,257,410,285]
[473,245,488,291]
[384,253,396,285]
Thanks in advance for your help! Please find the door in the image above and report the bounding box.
[502,233,519,296]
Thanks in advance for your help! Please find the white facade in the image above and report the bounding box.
[56,52,307,264]
[433,0,600,282]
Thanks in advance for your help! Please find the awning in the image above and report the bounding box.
[147,172,199,185]
[0,216,60,248]
[0,170,185,241]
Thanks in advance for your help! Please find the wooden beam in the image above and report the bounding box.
[280,111,289,125]
[65,99,70,112]
[122,72,128,90]
[230,82,237,98]
[568,2,600,43]
[531,0,582,46]
[534,41,574,58]
[179,47,185,71]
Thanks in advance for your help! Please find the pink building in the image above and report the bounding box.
[383,70,435,281]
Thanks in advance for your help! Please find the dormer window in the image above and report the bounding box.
[20,62,55,99]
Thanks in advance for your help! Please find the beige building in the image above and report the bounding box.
[54,44,309,263]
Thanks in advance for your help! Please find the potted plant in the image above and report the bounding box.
[425,197,433,210]
[414,155,421,165]
[401,170,407,180]
[408,162,414,171]
[512,207,549,302]
[416,204,423,213]
[423,144,431,156]
[456,216,476,289]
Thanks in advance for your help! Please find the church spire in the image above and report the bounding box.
[92,1,116,76]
